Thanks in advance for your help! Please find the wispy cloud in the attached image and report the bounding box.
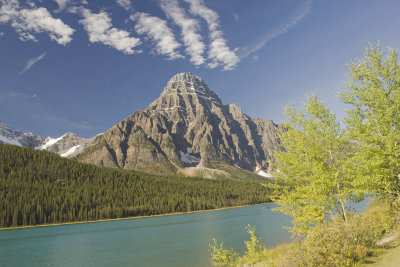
[160,0,205,66]
[0,32,3,38]
[233,13,239,22]
[241,0,313,58]
[19,52,46,75]
[131,12,183,60]
[116,0,133,12]
[0,90,99,133]
[0,0,75,45]
[1,0,240,70]
[184,0,239,70]
[77,8,141,54]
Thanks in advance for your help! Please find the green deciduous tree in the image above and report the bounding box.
[268,95,364,235]
[339,43,400,201]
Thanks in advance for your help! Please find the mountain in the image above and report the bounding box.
[36,132,97,158]
[0,121,94,158]
[0,121,44,148]
[78,73,281,178]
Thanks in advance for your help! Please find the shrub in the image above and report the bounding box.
[209,239,239,267]
[236,225,270,266]
[210,225,271,267]
[284,201,397,267]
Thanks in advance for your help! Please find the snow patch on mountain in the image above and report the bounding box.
[0,134,21,146]
[36,135,65,150]
[257,170,273,178]
[180,147,200,164]
[61,145,81,157]
[234,163,242,169]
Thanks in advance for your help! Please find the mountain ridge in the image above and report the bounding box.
[78,72,281,178]
[0,121,94,157]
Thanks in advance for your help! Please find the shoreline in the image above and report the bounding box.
[0,202,271,231]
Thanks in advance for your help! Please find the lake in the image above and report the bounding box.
[0,201,368,267]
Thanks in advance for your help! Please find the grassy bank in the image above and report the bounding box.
[365,241,400,267]
[210,197,400,267]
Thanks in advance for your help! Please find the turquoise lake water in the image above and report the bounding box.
[0,201,368,267]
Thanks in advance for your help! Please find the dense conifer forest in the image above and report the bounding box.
[0,144,271,228]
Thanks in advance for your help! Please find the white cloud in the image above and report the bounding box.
[78,8,141,54]
[116,0,133,12]
[131,12,183,60]
[0,32,3,38]
[241,0,313,58]
[53,0,72,12]
[160,0,205,66]
[19,52,46,75]
[184,0,239,70]
[0,0,19,22]
[0,0,75,45]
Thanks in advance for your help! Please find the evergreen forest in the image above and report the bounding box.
[0,144,271,228]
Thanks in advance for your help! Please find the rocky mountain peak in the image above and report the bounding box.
[150,72,222,113]
[0,121,15,143]
[228,103,243,116]
[167,72,203,84]
[79,72,282,178]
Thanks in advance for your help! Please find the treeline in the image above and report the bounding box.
[0,144,271,228]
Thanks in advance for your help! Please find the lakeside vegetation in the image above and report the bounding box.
[0,144,271,228]
[211,199,399,266]
[211,44,400,266]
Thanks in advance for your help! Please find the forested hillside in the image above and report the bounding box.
[0,144,271,228]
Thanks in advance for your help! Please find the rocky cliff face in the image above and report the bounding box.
[79,73,281,177]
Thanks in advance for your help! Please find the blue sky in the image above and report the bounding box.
[1,0,400,138]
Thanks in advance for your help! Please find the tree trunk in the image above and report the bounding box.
[329,209,335,221]
[338,197,348,224]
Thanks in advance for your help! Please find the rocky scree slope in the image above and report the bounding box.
[78,73,281,178]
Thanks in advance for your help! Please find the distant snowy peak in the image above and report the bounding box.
[36,132,97,158]
[0,120,97,158]
[0,121,21,146]
[36,135,65,150]
[0,121,44,148]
